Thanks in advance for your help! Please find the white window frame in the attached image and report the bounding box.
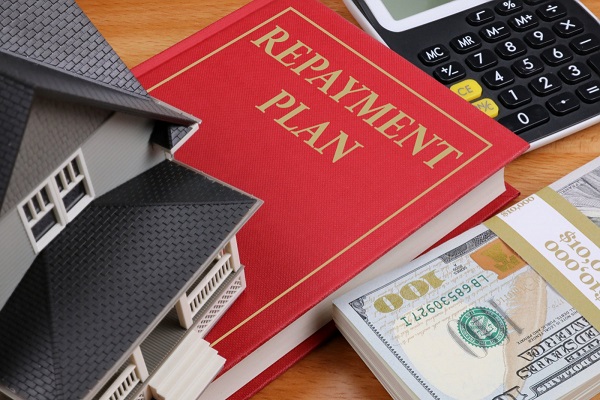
[53,149,95,222]
[18,149,94,253]
[18,182,64,253]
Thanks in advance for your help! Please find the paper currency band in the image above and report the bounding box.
[485,187,600,332]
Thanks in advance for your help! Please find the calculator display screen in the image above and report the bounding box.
[380,0,455,21]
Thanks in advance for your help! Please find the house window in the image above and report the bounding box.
[53,152,94,222]
[18,149,94,253]
[21,185,60,240]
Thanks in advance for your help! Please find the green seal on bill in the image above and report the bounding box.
[458,307,507,348]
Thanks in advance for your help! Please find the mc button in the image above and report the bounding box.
[418,45,450,66]
[450,79,483,102]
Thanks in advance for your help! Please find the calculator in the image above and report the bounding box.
[343,0,600,149]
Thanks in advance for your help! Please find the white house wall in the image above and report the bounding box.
[81,113,165,197]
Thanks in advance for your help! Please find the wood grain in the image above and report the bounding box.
[76,0,600,398]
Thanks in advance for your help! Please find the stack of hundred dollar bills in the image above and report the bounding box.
[333,157,600,400]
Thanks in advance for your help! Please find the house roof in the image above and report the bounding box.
[0,0,146,96]
[0,0,201,212]
[0,74,34,222]
[0,161,259,400]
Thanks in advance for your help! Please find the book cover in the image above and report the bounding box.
[133,0,528,397]
[233,183,519,399]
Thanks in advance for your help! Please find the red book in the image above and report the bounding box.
[232,183,520,399]
[133,0,528,397]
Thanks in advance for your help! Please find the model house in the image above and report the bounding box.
[0,1,260,400]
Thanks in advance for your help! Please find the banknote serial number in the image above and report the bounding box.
[397,275,490,327]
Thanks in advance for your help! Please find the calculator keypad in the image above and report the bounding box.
[577,81,600,103]
[537,2,567,21]
[524,27,556,48]
[529,73,562,96]
[499,85,533,108]
[571,33,600,54]
[483,66,515,89]
[540,44,573,65]
[553,17,584,37]
[381,0,600,144]
[547,92,580,115]
[480,21,512,42]
[466,49,499,70]
[558,62,592,84]
[496,0,523,16]
[498,105,550,133]
[496,38,528,59]
[508,11,539,31]
[467,9,495,26]
[450,33,482,53]
[512,55,544,77]
[434,61,467,83]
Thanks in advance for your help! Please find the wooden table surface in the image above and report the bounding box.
[77,0,600,398]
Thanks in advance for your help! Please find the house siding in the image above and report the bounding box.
[0,96,111,217]
[81,113,165,197]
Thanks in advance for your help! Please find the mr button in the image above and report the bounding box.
[451,79,499,118]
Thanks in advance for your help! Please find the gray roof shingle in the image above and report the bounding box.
[0,0,146,96]
[0,74,34,216]
[0,161,258,400]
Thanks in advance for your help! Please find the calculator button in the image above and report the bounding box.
[558,62,592,84]
[418,45,450,65]
[472,98,500,118]
[498,105,550,134]
[529,73,562,96]
[433,62,467,84]
[508,11,539,32]
[496,39,527,59]
[571,34,600,55]
[553,18,584,38]
[587,53,600,75]
[450,79,483,102]
[495,0,523,16]
[466,50,498,71]
[482,67,515,89]
[541,45,573,66]
[577,81,600,103]
[480,22,511,42]
[512,56,544,77]
[450,33,482,53]
[524,0,547,5]
[524,28,556,49]
[546,92,580,115]
[536,2,567,21]
[499,85,533,108]
[467,9,495,26]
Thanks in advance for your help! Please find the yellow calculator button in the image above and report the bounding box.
[450,79,482,102]
[472,98,499,118]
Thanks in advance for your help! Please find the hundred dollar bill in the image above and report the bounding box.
[333,158,600,400]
